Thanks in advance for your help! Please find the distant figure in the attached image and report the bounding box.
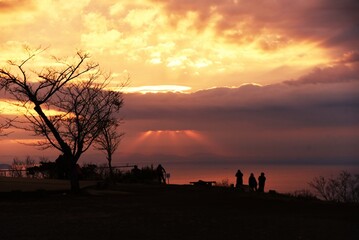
[248,173,257,191]
[131,165,141,182]
[235,169,243,188]
[55,154,69,179]
[156,164,166,184]
[258,172,266,192]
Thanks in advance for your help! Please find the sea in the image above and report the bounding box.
[160,163,359,194]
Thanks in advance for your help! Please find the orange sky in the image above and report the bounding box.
[0,0,345,90]
[0,0,359,170]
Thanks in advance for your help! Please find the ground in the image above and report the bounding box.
[0,178,358,240]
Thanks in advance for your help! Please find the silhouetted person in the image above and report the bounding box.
[131,165,141,182]
[156,164,166,184]
[55,154,69,179]
[248,173,257,191]
[235,169,243,188]
[258,172,266,192]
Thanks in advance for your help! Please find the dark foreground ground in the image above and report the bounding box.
[0,183,358,240]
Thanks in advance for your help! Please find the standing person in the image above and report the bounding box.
[156,164,166,184]
[131,165,141,182]
[258,172,266,192]
[248,173,257,191]
[235,169,243,188]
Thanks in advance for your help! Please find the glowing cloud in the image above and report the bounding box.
[0,100,65,117]
[1,0,347,91]
[0,0,358,167]
[123,85,191,94]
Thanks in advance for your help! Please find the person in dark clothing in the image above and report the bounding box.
[235,169,243,188]
[156,164,166,184]
[55,154,69,179]
[248,173,257,191]
[131,165,141,182]
[258,172,266,192]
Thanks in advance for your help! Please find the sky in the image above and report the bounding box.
[0,0,359,172]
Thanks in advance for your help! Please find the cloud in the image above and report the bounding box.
[0,0,336,90]
[1,71,358,165]
[0,0,34,12]
[120,79,359,164]
[285,65,359,85]
[0,0,37,27]
[151,0,359,52]
[1,0,358,165]
[337,51,359,64]
[123,82,359,128]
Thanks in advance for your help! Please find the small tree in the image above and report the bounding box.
[309,171,359,203]
[0,49,124,192]
[11,157,25,178]
[10,156,36,177]
[94,119,124,180]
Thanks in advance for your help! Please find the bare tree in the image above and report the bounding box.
[0,50,124,191]
[10,156,36,178]
[11,157,25,178]
[94,119,124,180]
[309,171,359,203]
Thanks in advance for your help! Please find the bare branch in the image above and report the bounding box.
[0,116,13,136]
[309,171,359,203]
[0,49,125,191]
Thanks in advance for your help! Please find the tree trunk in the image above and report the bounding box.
[69,162,80,193]
[108,156,114,183]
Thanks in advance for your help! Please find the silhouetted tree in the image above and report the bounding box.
[11,157,25,178]
[309,171,359,203]
[290,189,318,201]
[10,156,36,177]
[38,161,58,179]
[94,119,124,181]
[0,49,124,192]
[0,117,12,136]
[81,163,100,180]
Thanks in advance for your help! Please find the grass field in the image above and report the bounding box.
[0,177,358,240]
[0,177,97,192]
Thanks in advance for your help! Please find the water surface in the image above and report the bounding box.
[163,163,359,193]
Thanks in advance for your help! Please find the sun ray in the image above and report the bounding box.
[184,130,227,156]
[124,129,227,157]
[123,130,153,154]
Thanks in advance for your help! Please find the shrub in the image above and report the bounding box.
[81,164,101,180]
[309,171,359,203]
[216,178,230,187]
[291,189,318,201]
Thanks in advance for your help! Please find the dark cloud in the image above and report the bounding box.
[121,79,359,164]
[152,0,359,51]
[123,81,359,129]
[285,64,359,85]
[0,90,9,99]
[337,51,359,64]
[2,55,359,165]
[1,81,358,165]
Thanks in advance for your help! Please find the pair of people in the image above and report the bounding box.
[249,172,266,192]
[236,170,266,192]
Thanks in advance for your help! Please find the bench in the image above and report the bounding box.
[190,180,216,187]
